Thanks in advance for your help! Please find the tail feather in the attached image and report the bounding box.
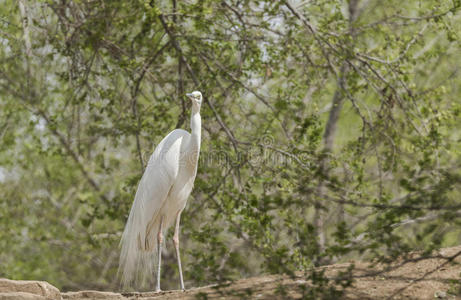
[118,206,161,289]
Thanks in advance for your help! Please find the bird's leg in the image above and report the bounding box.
[156,215,164,292]
[173,210,185,291]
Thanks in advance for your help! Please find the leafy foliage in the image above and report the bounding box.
[0,0,460,295]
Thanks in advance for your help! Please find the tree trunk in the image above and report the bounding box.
[314,0,360,257]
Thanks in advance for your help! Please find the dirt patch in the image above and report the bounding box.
[338,246,461,299]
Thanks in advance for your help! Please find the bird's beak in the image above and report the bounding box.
[186,93,193,100]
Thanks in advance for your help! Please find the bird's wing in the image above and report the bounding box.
[138,129,190,238]
[119,129,190,286]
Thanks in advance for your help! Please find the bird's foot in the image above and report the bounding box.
[155,288,162,293]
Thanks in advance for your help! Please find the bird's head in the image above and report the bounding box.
[186,91,202,108]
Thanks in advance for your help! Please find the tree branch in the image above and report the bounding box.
[159,13,239,152]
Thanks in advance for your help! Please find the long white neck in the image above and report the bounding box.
[189,106,201,152]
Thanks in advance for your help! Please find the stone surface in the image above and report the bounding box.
[0,279,61,300]
[0,292,47,299]
[62,291,125,299]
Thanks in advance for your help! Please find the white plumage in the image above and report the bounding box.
[119,91,202,291]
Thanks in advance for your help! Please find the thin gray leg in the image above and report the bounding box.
[156,216,164,292]
[173,210,185,290]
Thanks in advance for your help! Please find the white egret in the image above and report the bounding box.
[119,91,202,291]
